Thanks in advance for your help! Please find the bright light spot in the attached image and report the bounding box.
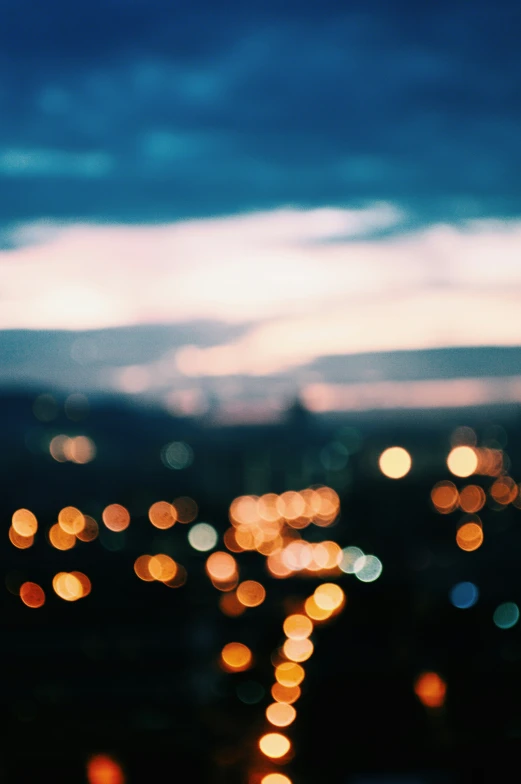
[282,637,314,662]
[265,702,296,727]
[12,509,38,537]
[236,580,266,607]
[206,551,237,582]
[275,662,305,687]
[58,506,85,535]
[447,446,478,478]
[378,447,411,479]
[134,555,154,582]
[314,583,344,610]
[493,602,520,629]
[283,614,313,640]
[161,441,194,470]
[102,504,130,532]
[220,642,252,672]
[148,554,177,582]
[20,582,45,608]
[52,572,84,601]
[259,733,291,759]
[304,595,333,621]
[8,526,34,549]
[354,554,383,583]
[450,582,479,609]
[261,775,292,784]
[340,546,364,574]
[414,672,447,708]
[188,522,218,552]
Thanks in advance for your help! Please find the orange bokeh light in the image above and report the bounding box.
[266,702,296,728]
[414,671,447,708]
[76,515,99,542]
[148,501,177,529]
[220,642,252,672]
[87,754,125,784]
[102,504,130,532]
[9,526,34,549]
[206,552,237,582]
[236,580,266,607]
[430,481,459,514]
[456,521,484,552]
[283,614,313,640]
[271,683,301,704]
[58,506,85,535]
[49,523,76,551]
[458,485,486,513]
[20,582,45,608]
[12,508,38,537]
[447,446,478,478]
[275,662,305,687]
[282,638,314,662]
[259,733,291,759]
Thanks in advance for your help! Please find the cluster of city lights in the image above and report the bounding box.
[11,418,521,784]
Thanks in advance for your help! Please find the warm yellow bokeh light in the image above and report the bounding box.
[314,583,344,611]
[261,775,292,784]
[304,595,332,621]
[102,504,130,532]
[265,701,296,727]
[52,572,83,601]
[221,642,252,672]
[378,447,411,479]
[236,580,266,607]
[20,582,45,608]
[283,637,314,662]
[447,446,478,478]
[148,554,177,582]
[148,500,177,529]
[259,733,291,759]
[206,551,237,582]
[275,662,305,687]
[58,506,85,535]
[12,508,38,537]
[283,614,313,640]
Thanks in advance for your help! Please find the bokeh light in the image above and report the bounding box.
[102,504,130,532]
[430,481,459,514]
[313,583,344,611]
[265,702,296,727]
[450,582,479,609]
[261,774,292,784]
[283,614,313,640]
[354,555,383,583]
[414,672,447,708]
[49,523,76,551]
[271,683,301,704]
[58,506,85,535]
[236,580,266,607]
[447,446,478,477]
[148,501,177,529]
[188,522,218,552]
[20,582,45,608]
[275,662,305,687]
[493,602,520,629]
[378,447,411,479]
[12,508,38,537]
[259,733,291,759]
[282,638,314,662]
[86,754,125,784]
[220,642,252,672]
[456,521,483,552]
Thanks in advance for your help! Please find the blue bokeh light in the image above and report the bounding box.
[450,581,479,609]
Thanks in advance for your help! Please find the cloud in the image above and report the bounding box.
[1,208,521,378]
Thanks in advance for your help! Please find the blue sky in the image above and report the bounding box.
[1,0,521,225]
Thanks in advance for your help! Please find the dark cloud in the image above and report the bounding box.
[0,0,520,226]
